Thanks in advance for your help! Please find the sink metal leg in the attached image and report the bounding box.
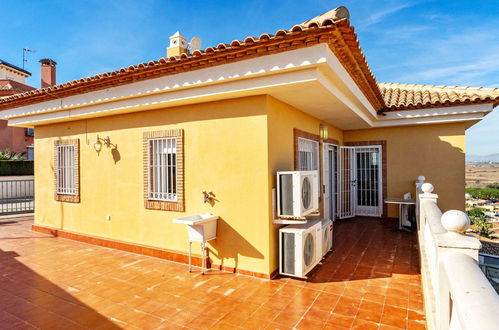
[188,240,192,272]
[201,242,205,275]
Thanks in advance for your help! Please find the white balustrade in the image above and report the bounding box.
[415,177,499,330]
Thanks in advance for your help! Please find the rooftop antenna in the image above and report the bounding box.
[22,48,36,69]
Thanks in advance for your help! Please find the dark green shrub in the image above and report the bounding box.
[0,161,34,176]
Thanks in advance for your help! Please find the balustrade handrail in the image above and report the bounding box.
[442,251,499,330]
[416,177,499,330]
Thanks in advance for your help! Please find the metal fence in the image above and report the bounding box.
[0,179,34,215]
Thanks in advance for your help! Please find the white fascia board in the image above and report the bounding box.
[316,70,374,126]
[373,112,487,127]
[380,103,493,120]
[2,45,329,122]
[8,69,320,126]
[373,104,493,127]
[322,46,378,117]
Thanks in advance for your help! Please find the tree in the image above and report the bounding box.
[468,207,492,237]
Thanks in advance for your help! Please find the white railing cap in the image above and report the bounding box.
[421,182,434,193]
[435,232,482,250]
[442,251,499,330]
[441,210,470,234]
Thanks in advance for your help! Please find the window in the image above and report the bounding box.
[54,139,79,203]
[148,138,177,201]
[56,145,76,194]
[298,137,319,171]
[143,129,184,211]
[27,145,34,160]
[26,128,34,137]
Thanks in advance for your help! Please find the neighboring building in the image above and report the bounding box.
[0,7,498,277]
[0,58,57,159]
[480,241,499,293]
[0,60,35,156]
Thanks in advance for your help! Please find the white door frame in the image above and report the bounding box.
[338,146,356,219]
[322,143,338,221]
[354,145,383,217]
[325,145,383,219]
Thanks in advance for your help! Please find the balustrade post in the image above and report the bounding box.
[436,210,481,329]
[418,182,438,231]
[415,176,425,230]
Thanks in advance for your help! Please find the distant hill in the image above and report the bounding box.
[467,153,499,163]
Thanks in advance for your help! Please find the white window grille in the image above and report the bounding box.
[148,137,177,201]
[298,138,319,171]
[56,145,76,195]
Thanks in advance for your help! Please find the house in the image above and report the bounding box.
[0,6,498,279]
[0,58,57,159]
[0,59,35,157]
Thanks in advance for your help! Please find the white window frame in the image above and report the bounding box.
[55,145,76,195]
[297,137,319,171]
[147,137,178,202]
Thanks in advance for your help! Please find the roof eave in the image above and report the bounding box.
[0,19,386,114]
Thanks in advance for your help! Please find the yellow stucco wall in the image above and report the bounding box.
[266,96,343,273]
[33,91,468,276]
[34,96,272,274]
[344,122,466,217]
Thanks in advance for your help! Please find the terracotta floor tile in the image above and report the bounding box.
[272,310,304,327]
[351,318,379,329]
[326,313,355,328]
[265,322,294,330]
[379,324,403,330]
[0,216,425,330]
[295,317,325,329]
[408,310,425,321]
[312,292,340,311]
[210,320,241,330]
[187,315,220,329]
[304,307,331,321]
[408,320,426,330]
[333,297,361,317]
[356,301,383,323]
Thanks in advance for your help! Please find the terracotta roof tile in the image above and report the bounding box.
[379,82,499,111]
[0,6,497,114]
[0,79,35,94]
[0,6,387,112]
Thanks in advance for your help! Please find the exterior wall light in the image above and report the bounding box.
[320,125,329,141]
[94,139,103,152]
[93,136,115,153]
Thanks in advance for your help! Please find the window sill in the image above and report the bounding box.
[145,199,184,212]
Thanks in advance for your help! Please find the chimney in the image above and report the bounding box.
[39,58,57,88]
[167,31,188,57]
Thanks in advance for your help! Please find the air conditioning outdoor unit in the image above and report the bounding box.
[277,171,319,218]
[279,220,322,278]
[321,219,333,257]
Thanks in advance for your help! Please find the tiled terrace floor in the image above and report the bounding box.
[0,216,425,329]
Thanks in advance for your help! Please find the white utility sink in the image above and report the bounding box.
[172,213,219,274]
[172,214,218,226]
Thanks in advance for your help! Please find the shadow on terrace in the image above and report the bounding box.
[0,215,426,329]
[0,217,121,329]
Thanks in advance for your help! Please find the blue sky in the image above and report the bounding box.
[1,0,498,155]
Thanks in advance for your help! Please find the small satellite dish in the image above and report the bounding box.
[189,37,202,52]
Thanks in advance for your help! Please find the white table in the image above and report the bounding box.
[384,198,416,232]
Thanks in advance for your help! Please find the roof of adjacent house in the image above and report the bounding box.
[0,6,497,114]
[0,79,35,97]
[0,59,31,76]
[380,83,499,112]
[480,240,499,257]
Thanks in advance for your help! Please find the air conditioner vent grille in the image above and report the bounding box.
[282,232,296,274]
